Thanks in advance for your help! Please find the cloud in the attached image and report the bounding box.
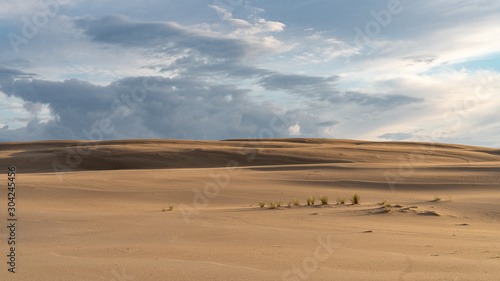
[0,67,36,94]
[340,92,423,108]
[258,73,338,97]
[257,73,422,107]
[0,74,335,142]
[403,55,437,65]
[378,132,413,141]
[75,15,249,60]
[209,4,285,36]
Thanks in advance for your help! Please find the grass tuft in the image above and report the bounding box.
[259,201,265,208]
[320,195,329,205]
[379,200,390,207]
[306,196,315,205]
[434,196,441,201]
[351,193,360,205]
[293,198,300,206]
[276,201,282,208]
[336,197,345,205]
[169,204,174,211]
[269,202,276,209]
[383,206,392,213]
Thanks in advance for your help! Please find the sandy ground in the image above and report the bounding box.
[0,138,499,280]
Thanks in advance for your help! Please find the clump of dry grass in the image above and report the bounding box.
[306,196,315,206]
[351,193,360,205]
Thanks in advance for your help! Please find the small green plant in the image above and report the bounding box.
[383,206,391,213]
[169,204,174,211]
[351,193,360,205]
[269,202,276,209]
[306,196,315,205]
[293,198,300,206]
[434,196,441,201]
[336,197,345,204]
[259,201,265,208]
[379,200,390,207]
[320,195,329,205]
[276,201,282,207]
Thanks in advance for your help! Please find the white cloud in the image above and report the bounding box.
[209,4,285,36]
[288,123,300,135]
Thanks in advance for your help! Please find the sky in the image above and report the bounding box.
[0,0,499,147]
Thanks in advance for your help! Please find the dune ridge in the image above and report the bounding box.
[1,138,499,173]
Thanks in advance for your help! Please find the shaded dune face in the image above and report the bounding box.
[1,138,499,173]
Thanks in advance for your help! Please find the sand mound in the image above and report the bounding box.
[418,210,441,216]
[1,138,499,173]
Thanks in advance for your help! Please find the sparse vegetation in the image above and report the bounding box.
[307,196,315,205]
[169,204,174,211]
[162,208,167,212]
[351,193,360,205]
[434,196,441,201]
[383,206,392,213]
[259,201,265,208]
[269,202,276,209]
[379,200,390,207]
[320,195,329,205]
[336,197,345,204]
[293,198,300,206]
[276,201,282,207]
[287,201,292,207]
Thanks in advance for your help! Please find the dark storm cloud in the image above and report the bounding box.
[0,67,35,78]
[0,75,332,142]
[257,74,340,99]
[0,67,36,94]
[75,15,423,109]
[257,73,422,107]
[0,14,425,142]
[75,15,247,59]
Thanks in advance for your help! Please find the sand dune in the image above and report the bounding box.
[1,139,499,280]
[2,138,499,172]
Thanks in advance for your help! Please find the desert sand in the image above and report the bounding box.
[0,138,499,280]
